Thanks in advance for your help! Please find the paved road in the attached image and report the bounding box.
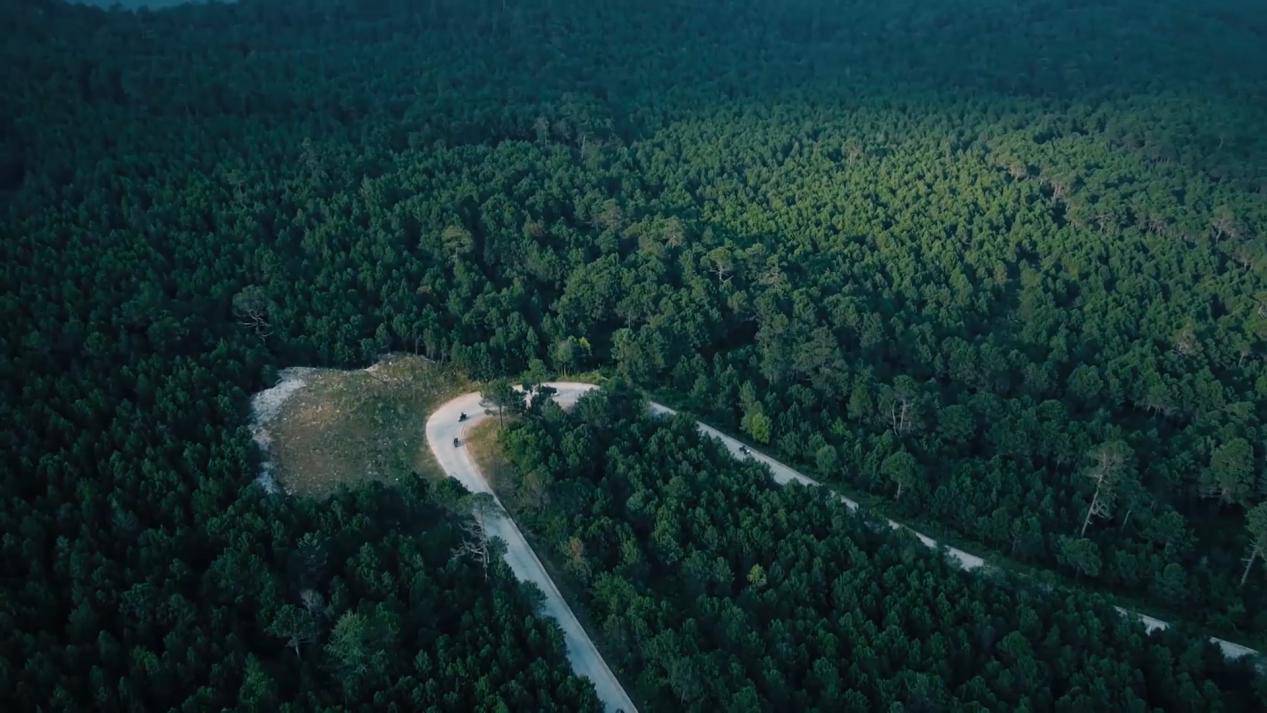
[428,382,1257,706]
[425,384,638,713]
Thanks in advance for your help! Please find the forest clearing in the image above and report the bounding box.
[250,355,469,496]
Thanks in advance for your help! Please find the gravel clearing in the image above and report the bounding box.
[248,367,315,494]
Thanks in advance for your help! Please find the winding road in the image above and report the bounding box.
[427,382,1258,711]
[426,384,637,712]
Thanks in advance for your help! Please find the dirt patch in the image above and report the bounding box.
[255,354,471,497]
[249,367,316,493]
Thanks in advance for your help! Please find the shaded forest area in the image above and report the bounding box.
[3,0,1267,708]
[499,385,1266,710]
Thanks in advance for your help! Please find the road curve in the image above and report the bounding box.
[428,382,1257,707]
[425,384,638,713]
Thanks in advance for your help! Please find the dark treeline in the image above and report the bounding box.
[3,0,1267,707]
[2,462,600,711]
[499,385,1266,710]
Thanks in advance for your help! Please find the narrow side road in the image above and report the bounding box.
[427,383,1256,709]
[650,403,1258,660]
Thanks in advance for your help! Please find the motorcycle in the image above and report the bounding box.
[458,412,468,422]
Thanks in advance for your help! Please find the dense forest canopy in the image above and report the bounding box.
[498,385,1266,710]
[2,0,1266,708]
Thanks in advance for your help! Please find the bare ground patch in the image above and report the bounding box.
[259,354,471,497]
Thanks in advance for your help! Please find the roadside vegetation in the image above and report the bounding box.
[464,411,647,710]
[464,419,509,492]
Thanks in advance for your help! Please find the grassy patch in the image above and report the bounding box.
[464,419,509,492]
[267,354,471,497]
